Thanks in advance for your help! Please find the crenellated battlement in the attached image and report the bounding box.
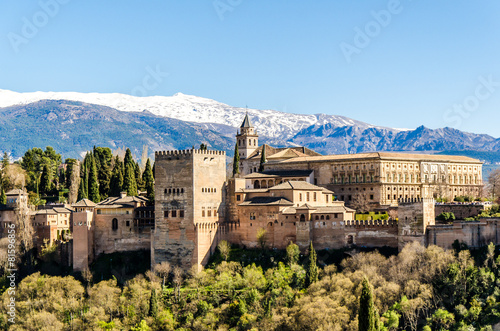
[398,197,434,205]
[344,219,397,227]
[155,149,226,160]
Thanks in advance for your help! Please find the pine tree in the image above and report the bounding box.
[142,159,154,203]
[88,156,100,203]
[123,162,138,196]
[0,187,6,205]
[258,145,266,172]
[93,147,113,199]
[39,164,52,196]
[359,277,376,331]
[109,157,124,197]
[149,288,158,318]
[306,241,318,286]
[233,143,240,177]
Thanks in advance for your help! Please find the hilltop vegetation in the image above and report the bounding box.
[2,242,500,330]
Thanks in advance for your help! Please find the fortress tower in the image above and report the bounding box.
[152,149,226,271]
[236,114,259,160]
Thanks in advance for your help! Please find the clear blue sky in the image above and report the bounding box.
[1,0,499,137]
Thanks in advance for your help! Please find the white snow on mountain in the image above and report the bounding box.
[0,89,394,140]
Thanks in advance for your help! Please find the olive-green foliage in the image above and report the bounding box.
[233,142,240,176]
[437,212,456,222]
[286,241,300,266]
[0,188,5,205]
[88,155,100,203]
[6,243,500,330]
[110,156,124,197]
[306,241,318,286]
[359,277,376,331]
[259,144,266,172]
[142,158,154,203]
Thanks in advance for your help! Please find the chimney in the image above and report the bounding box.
[120,191,127,198]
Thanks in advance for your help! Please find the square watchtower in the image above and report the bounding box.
[152,149,226,271]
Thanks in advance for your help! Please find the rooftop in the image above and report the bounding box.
[72,199,97,207]
[273,152,482,164]
[238,196,294,206]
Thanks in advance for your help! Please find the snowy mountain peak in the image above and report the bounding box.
[0,89,389,140]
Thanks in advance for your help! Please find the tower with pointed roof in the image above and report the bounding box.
[236,114,259,160]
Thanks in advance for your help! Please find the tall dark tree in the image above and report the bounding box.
[124,148,134,168]
[58,167,66,189]
[88,156,100,203]
[135,162,144,191]
[359,277,376,331]
[65,159,77,188]
[152,161,155,180]
[149,288,158,318]
[305,241,318,286]
[123,162,138,196]
[233,143,240,177]
[258,145,266,172]
[109,156,124,197]
[142,159,154,203]
[0,187,6,205]
[200,143,207,151]
[39,164,52,196]
[93,147,113,199]
[77,178,87,201]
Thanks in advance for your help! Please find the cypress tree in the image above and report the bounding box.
[306,241,318,286]
[258,145,266,172]
[135,162,144,191]
[142,159,154,203]
[233,143,240,177]
[88,156,100,203]
[39,164,52,196]
[109,157,124,197]
[0,187,6,205]
[149,288,158,318]
[124,148,134,168]
[123,162,138,196]
[77,177,87,200]
[359,277,376,331]
[152,161,155,180]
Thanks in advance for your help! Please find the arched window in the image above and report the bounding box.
[315,215,319,220]
[300,214,306,222]
[112,218,118,231]
[320,215,325,220]
[254,180,260,189]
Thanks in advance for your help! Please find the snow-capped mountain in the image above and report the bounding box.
[0,89,499,161]
[0,89,390,141]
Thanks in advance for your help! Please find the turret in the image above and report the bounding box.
[236,114,258,159]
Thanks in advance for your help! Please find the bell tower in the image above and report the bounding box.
[236,114,258,159]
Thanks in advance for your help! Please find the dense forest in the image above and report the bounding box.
[1,240,500,330]
[0,145,154,206]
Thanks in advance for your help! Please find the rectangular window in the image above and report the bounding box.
[180,210,184,218]
[306,192,310,201]
[208,210,212,217]
[172,210,177,217]
[299,193,302,201]
[313,192,317,202]
[236,195,241,201]
[370,195,374,200]
[126,221,130,227]
[164,210,169,218]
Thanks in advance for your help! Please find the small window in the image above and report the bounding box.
[208,210,212,217]
[180,210,184,218]
[126,221,130,227]
[112,218,118,231]
[172,210,177,217]
[236,195,241,201]
[164,210,169,218]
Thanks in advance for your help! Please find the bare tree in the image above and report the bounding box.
[350,194,370,213]
[172,266,183,301]
[68,161,80,204]
[487,169,500,202]
[388,209,398,221]
[217,240,231,261]
[155,261,171,288]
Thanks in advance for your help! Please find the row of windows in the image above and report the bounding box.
[387,194,421,200]
[202,188,217,193]
[386,174,419,183]
[333,174,375,184]
[164,188,184,194]
[202,208,218,217]
[298,192,319,202]
[334,164,375,171]
[163,210,185,218]
[96,209,131,215]
[238,138,257,147]
[339,194,374,201]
